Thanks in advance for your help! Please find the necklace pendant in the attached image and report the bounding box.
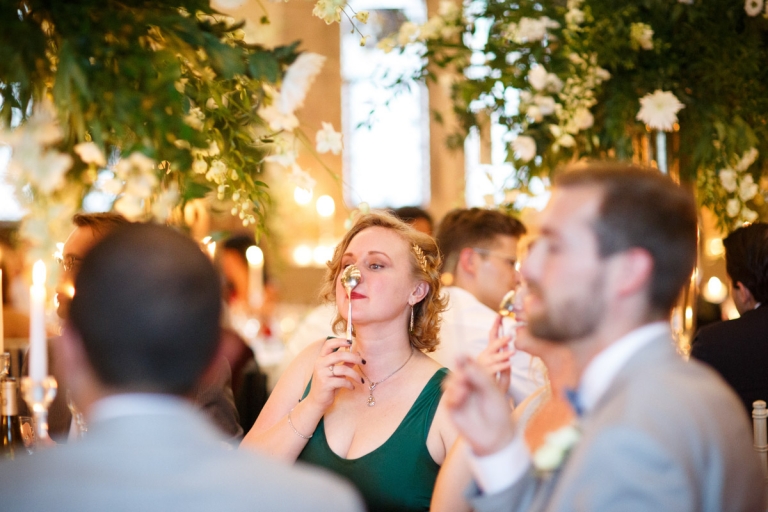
[367,395,376,407]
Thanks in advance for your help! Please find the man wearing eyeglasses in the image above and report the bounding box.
[432,208,544,406]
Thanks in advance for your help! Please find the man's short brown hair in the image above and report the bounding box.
[72,212,130,237]
[435,208,526,273]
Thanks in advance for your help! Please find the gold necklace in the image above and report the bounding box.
[359,348,414,407]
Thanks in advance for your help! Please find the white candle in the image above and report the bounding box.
[245,246,264,310]
[29,260,47,381]
[0,268,4,354]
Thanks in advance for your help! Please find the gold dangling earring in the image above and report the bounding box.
[409,305,414,332]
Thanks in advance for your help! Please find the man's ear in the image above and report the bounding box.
[733,281,756,309]
[610,248,654,297]
[457,247,478,277]
[59,324,92,386]
[410,281,430,305]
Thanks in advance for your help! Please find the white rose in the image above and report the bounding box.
[526,105,543,122]
[565,8,585,25]
[718,169,738,192]
[534,95,557,116]
[741,207,759,223]
[512,135,537,162]
[74,142,107,166]
[739,174,758,201]
[528,66,548,91]
[573,108,594,130]
[726,198,741,218]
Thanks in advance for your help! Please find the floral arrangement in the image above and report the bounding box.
[381,0,768,229]
[0,0,355,262]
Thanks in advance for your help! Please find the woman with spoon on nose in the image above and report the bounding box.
[241,212,458,512]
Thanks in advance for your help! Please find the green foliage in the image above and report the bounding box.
[0,0,303,231]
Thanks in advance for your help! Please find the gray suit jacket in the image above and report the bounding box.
[469,335,766,512]
[0,399,364,512]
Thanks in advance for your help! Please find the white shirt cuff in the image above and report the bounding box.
[467,434,531,494]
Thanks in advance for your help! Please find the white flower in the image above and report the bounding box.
[438,0,461,19]
[152,183,180,221]
[565,8,585,26]
[265,149,298,168]
[258,103,300,132]
[525,105,543,123]
[532,424,581,472]
[636,90,685,132]
[533,95,557,116]
[377,37,396,53]
[279,53,326,115]
[735,147,759,172]
[719,169,738,192]
[74,142,106,166]
[206,160,228,184]
[741,207,759,223]
[745,0,764,16]
[315,122,343,154]
[630,23,654,51]
[289,164,317,191]
[567,0,584,8]
[206,97,219,110]
[550,125,576,148]
[546,73,564,93]
[192,159,208,174]
[184,107,205,131]
[512,135,537,162]
[354,11,369,23]
[739,174,759,201]
[727,198,741,218]
[11,150,73,195]
[505,17,560,44]
[528,66,549,91]
[572,108,594,130]
[312,0,346,24]
[419,16,445,41]
[124,171,158,199]
[114,195,145,220]
[397,22,420,46]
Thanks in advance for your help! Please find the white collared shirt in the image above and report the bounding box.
[470,321,670,494]
[431,286,546,405]
[90,393,192,424]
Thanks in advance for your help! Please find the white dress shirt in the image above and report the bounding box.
[471,321,670,494]
[431,286,545,406]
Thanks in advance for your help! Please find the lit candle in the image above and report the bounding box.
[245,246,264,310]
[0,267,4,354]
[29,260,47,381]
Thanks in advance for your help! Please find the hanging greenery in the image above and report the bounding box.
[381,0,768,230]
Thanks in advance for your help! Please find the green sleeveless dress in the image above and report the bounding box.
[297,368,449,512]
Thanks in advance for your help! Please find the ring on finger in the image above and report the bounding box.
[329,365,335,376]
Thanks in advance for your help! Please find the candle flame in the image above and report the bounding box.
[246,246,264,267]
[33,260,46,286]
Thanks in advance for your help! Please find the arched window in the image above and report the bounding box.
[341,0,430,209]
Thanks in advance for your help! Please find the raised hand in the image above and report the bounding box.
[306,337,365,411]
[443,356,515,457]
[477,315,514,391]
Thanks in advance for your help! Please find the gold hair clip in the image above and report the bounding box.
[412,244,429,274]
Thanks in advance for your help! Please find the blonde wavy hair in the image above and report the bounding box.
[320,211,447,352]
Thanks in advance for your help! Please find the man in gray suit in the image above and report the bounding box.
[444,164,766,511]
[0,223,363,512]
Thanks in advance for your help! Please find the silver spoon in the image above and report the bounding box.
[341,265,362,344]
[495,289,518,380]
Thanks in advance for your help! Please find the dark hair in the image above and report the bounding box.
[555,163,698,315]
[435,208,527,273]
[72,212,130,236]
[391,206,433,230]
[69,224,222,394]
[320,211,447,352]
[723,222,768,303]
[222,233,257,267]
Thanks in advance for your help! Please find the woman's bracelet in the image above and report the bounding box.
[287,407,313,439]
